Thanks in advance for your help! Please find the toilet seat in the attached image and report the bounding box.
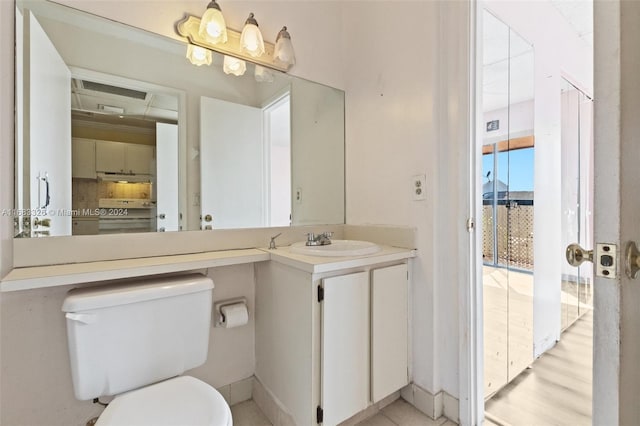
[96,376,232,426]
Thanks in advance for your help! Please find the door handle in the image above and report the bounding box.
[566,243,593,267]
[625,241,640,279]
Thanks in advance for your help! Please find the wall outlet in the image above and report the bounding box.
[412,174,426,201]
[295,188,302,204]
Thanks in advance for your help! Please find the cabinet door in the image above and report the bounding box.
[125,144,154,174]
[71,138,96,179]
[371,264,408,402]
[72,218,98,235]
[322,271,369,426]
[95,141,125,173]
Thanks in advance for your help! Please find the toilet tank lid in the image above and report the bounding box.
[62,274,214,312]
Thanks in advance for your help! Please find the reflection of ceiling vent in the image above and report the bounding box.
[81,80,147,100]
[98,104,125,114]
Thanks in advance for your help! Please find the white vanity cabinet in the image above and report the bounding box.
[255,258,409,426]
[95,141,154,174]
[71,138,96,179]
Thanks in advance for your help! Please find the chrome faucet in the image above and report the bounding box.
[305,231,333,246]
[269,233,282,249]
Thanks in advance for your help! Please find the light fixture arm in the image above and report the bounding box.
[276,26,291,41]
[206,0,222,12]
[245,12,258,26]
[176,14,292,72]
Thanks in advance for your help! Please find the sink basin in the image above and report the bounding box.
[290,240,381,257]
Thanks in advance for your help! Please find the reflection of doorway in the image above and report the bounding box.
[480,10,535,399]
[478,3,595,424]
[69,69,181,235]
[560,78,594,330]
[263,94,291,227]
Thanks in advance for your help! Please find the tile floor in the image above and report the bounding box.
[231,398,455,426]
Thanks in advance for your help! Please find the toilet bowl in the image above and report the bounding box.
[96,376,232,426]
[63,274,232,426]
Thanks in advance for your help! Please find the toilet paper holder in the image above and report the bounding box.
[214,297,248,328]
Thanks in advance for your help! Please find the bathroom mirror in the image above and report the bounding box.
[14,0,345,237]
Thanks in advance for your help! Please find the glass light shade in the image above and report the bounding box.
[274,26,295,67]
[240,13,265,57]
[198,1,228,44]
[223,55,246,76]
[186,45,212,66]
[254,65,274,83]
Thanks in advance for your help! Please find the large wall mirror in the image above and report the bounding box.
[480,10,535,398]
[15,0,345,238]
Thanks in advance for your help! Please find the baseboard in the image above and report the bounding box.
[252,374,402,426]
[400,383,459,424]
[251,375,296,426]
[216,376,254,407]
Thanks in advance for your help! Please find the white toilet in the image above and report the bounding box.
[62,274,233,426]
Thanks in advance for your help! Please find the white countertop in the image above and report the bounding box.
[264,245,416,274]
[0,249,269,292]
[1,244,416,292]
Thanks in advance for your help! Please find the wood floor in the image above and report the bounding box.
[484,309,593,426]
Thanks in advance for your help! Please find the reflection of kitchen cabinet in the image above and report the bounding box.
[71,217,98,235]
[125,144,154,174]
[95,141,154,174]
[71,138,96,179]
[255,261,408,425]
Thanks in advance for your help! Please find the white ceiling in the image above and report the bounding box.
[482,0,593,112]
[482,11,535,112]
[550,0,594,48]
[71,79,179,122]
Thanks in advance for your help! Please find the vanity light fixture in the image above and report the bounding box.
[240,13,265,57]
[274,26,295,67]
[223,55,246,76]
[186,44,213,66]
[254,65,274,83]
[198,0,228,45]
[177,11,295,72]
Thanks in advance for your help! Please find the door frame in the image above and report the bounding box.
[464,1,626,424]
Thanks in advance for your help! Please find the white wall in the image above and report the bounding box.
[290,78,345,226]
[0,1,15,423]
[53,0,345,91]
[485,1,593,357]
[483,100,534,144]
[0,1,347,425]
[0,264,256,426]
[343,0,443,398]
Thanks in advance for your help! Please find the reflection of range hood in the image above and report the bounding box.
[97,172,152,183]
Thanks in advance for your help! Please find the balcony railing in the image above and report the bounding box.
[482,199,533,270]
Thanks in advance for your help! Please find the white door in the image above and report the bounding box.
[321,272,369,426]
[200,97,263,229]
[371,264,409,402]
[20,10,71,237]
[156,123,179,232]
[591,1,640,423]
[263,95,291,227]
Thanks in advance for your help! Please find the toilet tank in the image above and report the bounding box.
[62,274,214,400]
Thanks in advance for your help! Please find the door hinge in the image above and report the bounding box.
[316,405,323,423]
[317,285,324,302]
[466,217,475,232]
